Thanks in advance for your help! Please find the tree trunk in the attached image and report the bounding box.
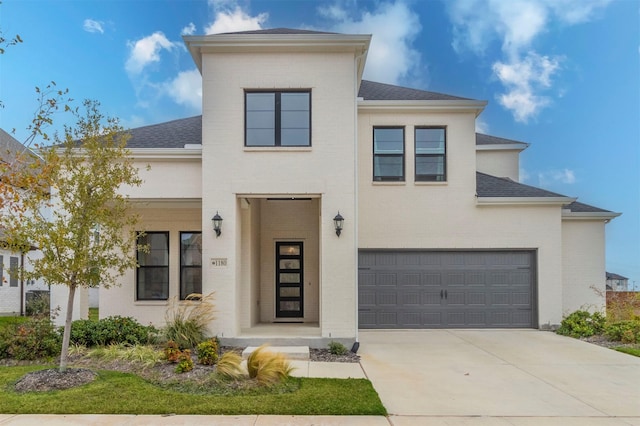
[59,284,76,372]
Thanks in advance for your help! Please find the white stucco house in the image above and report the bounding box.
[51,29,620,347]
[0,129,49,315]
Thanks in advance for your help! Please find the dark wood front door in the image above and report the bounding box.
[276,242,304,318]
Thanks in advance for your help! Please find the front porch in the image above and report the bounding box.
[220,322,354,348]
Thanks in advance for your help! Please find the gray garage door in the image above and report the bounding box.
[358,250,536,329]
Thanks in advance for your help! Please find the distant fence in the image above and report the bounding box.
[606,291,640,320]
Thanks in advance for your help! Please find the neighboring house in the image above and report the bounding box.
[51,29,620,347]
[0,129,49,315]
[606,272,629,291]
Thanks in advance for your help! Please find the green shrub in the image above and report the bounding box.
[25,292,50,317]
[0,316,61,360]
[70,316,158,347]
[604,320,640,343]
[164,293,216,349]
[328,341,348,356]
[556,310,605,338]
[175,349,194,373]
[197,338,219,365]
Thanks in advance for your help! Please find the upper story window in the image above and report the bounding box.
[373,127,404,181]
[245,90,311,147]
[415,127,446,182]
[136,232,169,301]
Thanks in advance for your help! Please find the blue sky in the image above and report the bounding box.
[1,0,638,288]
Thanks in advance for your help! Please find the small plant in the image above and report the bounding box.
[175,349,194,373]
[164,292,216,349]
[604,320,640,344]
[246,345,294,385]
[197,338,219,365]
[328,341,348,356]
[215,351,244,380]
[70,316,158,347]
[556,310,605,338]
[25,292,50,317]
[0,314,61,360]
[164,340,182,363]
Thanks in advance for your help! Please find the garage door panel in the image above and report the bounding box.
[359,250,536,329]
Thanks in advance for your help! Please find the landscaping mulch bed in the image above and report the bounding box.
[14,368,97,392]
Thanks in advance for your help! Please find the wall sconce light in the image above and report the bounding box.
[333,212,344,237]
[212,211,223,237]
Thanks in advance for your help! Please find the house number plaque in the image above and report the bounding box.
[211,258,228,267]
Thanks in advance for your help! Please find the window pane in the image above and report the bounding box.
[416,128,445,143]
[181,233,202,266]
[137,267,169,300]
[280,301,300,311]
[374,128,403,153]
[246,110,275,129]
[138,233,169,266]
[281,92,309,111]
[246,129,275,146]
[280,287,300,297]
[280,273,300,283]
[279,245,300,256]
[246,93,274,111]
[0,255,3,286]
[416,156,445,181]
[416,140,444,154]
[281,111,309,129]
[181,267,202,299]
[374,156,403,178]
[281,129,310,146]
[280,259,300,270]
[9,257,18,287]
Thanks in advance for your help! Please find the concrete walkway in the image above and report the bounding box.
[358,329,640,425]
[2,330,639,425]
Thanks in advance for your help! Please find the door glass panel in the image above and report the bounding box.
[279,259,300,270]
[280,273,300,283]
[280,301,300,311]
[280,287,300,297]
[279,245,300,256]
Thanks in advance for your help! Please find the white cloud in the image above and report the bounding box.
[205,4,267,34]
[125,32,178,76]
[475,117,489,134]
[538,168,576,186]
[447,0,611,122]
[163,69,202,110]
[181,23,197,36]
[83,19,104,34]
[319,1,422,85]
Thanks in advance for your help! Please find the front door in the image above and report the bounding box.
[276,241,304,318]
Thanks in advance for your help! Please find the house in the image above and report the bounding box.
[0,129,49,315]
[51,29,620,347]
[606,272,629,291]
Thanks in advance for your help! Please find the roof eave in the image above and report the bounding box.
[476,196,576,206]
[358,99,487,116]
[562,211,622,221]
[128,147,203,160]
[476,143,530,152]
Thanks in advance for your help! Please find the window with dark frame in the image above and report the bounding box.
[245,90,311,147]
[9,256,18,287]
[415,127,446,182]
[0,255,3,286]
[180,232,202,300]
[373,127,405,181]
[136,232,169,301]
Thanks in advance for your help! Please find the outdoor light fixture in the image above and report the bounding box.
[212,211,223,237]
[333,212,344,237]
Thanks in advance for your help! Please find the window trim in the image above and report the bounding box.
[179,231,202,300]
[9,256,18,287]
[415,126,447,182]
[244,89,312,147]
[136,231,170,301]
[373,126,405,182]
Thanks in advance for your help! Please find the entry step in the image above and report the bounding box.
[242,345,310,361]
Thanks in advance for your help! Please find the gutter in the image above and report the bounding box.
[476,196,576,206]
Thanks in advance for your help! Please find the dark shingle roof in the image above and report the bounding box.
[218,28,337,36]
[476,133,528,146]
[563,201,612,214]
[606,272,628,280]
[126,116,202,148]
[476,172,568,198]
[358,80,471,101]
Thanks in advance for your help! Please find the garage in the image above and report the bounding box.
[358,250,536,329]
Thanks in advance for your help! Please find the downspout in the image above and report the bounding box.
[352,50,366,351]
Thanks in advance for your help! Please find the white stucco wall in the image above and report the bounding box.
[561,219,607,314]
[201,50,359,339]
[476,149,521,180]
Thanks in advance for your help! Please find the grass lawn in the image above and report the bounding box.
[88,308,99,321]
[614,347,640,357]
[0,366,386,416]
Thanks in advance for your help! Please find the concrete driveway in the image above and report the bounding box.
[358,330,640,425]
